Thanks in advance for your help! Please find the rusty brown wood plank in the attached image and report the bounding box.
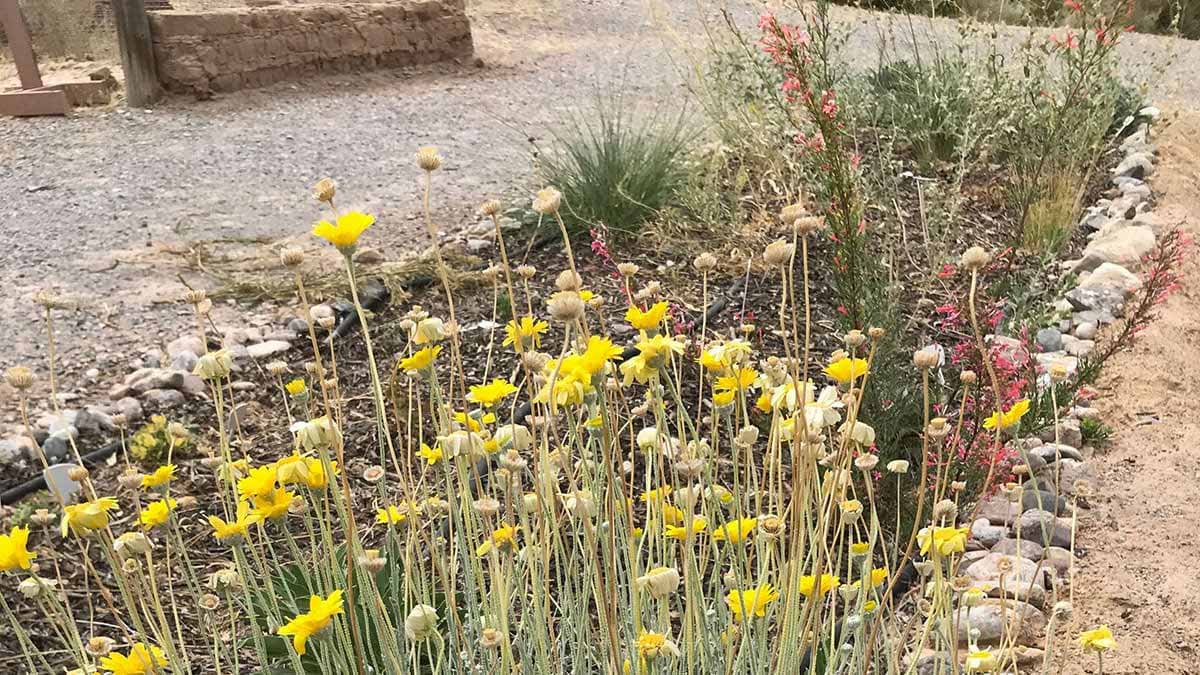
[0,0,44,90]
[0,90,69,117]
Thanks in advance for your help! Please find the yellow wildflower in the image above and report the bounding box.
[824,357,869,384]
[61,497,119,537]
[312,211,374,250]
[713,389,737,408]
[982,398,1031,430]
[138,498,177,530]
[664,517,707,541]
[965,649,997,672]
[640,486,672,503]
[503,316,549,352]
[476,525,519,556]
[376,505,412,526]
[725,583,780,622]
[715,367,758,392]
[798,573,840,597]
[417,443,443,465]
[140,464,176,489]
[236,464,276,499]
[208,502,260,542]
[1078,626,1117,653]
[636,631,679,660]
[400,345,442,373]
[251,488,295,521]
[917,525,970,558]
[285,378,307,396]
[712,517,757,544]
[99,642,167,675]
[278,589,345,655]
[0,526,36,572]
[467,378,519,408]
[625,301,669,331]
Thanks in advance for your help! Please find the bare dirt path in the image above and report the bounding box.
[1051,110,1200,675]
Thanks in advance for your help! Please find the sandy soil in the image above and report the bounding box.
[1050,110,1200,674]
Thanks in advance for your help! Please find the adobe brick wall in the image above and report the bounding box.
[147,1,473,96]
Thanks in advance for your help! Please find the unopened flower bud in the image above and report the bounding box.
[67,465,89,482]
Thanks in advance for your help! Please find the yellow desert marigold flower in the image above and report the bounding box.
[620,333,685,385]
[139,498,177,529]
[713,389,737,408]
[625,301,669,331]
[982,398,1031,430]
[664,516,707,541]
[208,501,260,541]
[285,378,307,396]
[376,504,413,526]
[869,567,888,588]
[918,525,970,557]
[578,335,623,374]
[798,573,840,597]
[503,316,549,352]
[965,649,997,672]
[476,524,519,556]
[238,465,278,500]
[279,589,345,655]
[824,357,869,384]
[715,367,758,392]
[400,345,442,373]
[140,464,176,489]
[417,442,443,465]
[99,642,167,675]
[467,378,519,408]
[712,517,757,544]
[640,485,671,503]
[1078,625,1117,653]
[0,526,36,572]
[61,497,119,537]
[251,488,296,521]
[312,211,374,250]
[635,631,680,660]
[725,583,780,622]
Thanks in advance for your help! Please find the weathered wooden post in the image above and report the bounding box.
[111,0,161,107]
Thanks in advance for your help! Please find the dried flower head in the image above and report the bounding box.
[886,459,910,474]
[479,199,503,217]
[85,636,116,657]
[30,508,55,527]
[358,549,388,575]
[913,347,940,370]
[67,465,89,482]
[415,146,443,172]
[960,246,991,271]
[763,239,796,267]
[854,454,879,471]
[950,480,967,492]
[555,269,582,292]
[479,627,505,650]
[266,361,288,376]
[693,252,718,272]
[362,465,385,483]
[617,262,640,277]
[118,469,145,491]
[1050,363,1070,383]
[4,366,34,391]
[779,202,807,224]
[34,289,70,309]
[199,593,221,611]
[844,330,866,348]
[932,499,957,521]
[960,370,978,385]
[547,291,585,322]
[795,215,826,236]
[312,178,337,203]
[868,326,886,341]
[516,264,536,280]
[183,289,208,306]
[532,186,562,215]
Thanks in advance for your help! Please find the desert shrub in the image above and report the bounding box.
[536,98,693,238]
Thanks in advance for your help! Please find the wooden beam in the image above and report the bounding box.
[111,0,162,107]
[0,90,69,117]
[0,0,44,90]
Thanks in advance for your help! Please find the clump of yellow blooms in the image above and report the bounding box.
[0,158,1108,675]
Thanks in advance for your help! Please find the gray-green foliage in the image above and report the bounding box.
[537,98,693,238]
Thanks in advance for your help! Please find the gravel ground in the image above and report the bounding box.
[1,0,1198,406]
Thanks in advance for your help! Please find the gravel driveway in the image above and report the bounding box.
[1,0,1197,401]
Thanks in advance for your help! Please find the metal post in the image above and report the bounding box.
[111,0,161,107]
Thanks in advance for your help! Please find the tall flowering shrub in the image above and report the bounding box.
[758,10,877,329]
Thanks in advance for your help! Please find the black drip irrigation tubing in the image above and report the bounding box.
[1,274,744,506]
